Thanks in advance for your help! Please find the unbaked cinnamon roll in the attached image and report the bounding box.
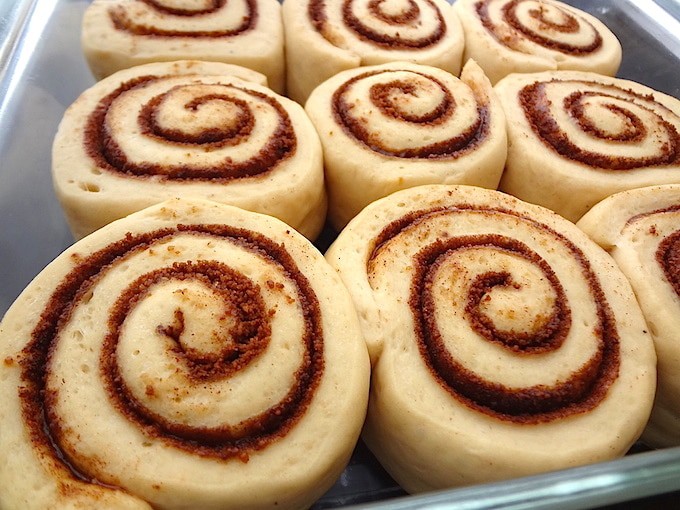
[305,60,507,230]
[494,71,680,222]
[82,0,286,92]
[282,0,464,104]
[326,184,656,493]
[0,198,370,510]
[577,184,680,448]
[52,60,326,241]
[454,0,621,84]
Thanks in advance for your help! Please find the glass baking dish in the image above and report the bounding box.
[1,0,679,508]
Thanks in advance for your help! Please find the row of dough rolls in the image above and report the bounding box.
[52,56,680,239]
[25,0,680,504]
[23,63,680,505]
[2,183,673,504]
[82,0,623,103]
[0,198,370,510]
[51,58,511,240]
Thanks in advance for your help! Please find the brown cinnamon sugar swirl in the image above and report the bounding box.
[0,198,370,510]
[454,0,621,84]
[52,61,326,241]
[577,184,680,448]
[305,60,506,230]
[82,0,286,92]
[281,0,464,104]
[326,184,656,493]
[494,71,680,222]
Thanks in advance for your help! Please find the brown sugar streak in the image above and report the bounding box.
[657,230,680,298]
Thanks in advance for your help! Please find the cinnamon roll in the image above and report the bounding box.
[52,60,326,241]
[326,184,656,492]
[305,60,507,230]
[577,184,680,448]
[281,0,464,104]
[0,198,370,510]
[494,71,680,222]
[454,0,622,84]
[82,0,286,93]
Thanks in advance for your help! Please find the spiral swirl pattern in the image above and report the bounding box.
[476,0,602,55]
[30,225,321,467]
[369,205,618,423]
[82,0,285,90]
[518,79,680,170]
[0,199,369,509]
[86,75,295,180]
[282,0,463,103]
[108,0,257,37]
[454,0,621,84]
[332,69,488,158]
[495,71,680,222]
[52,61,326,240]
[305,60,506,229]
[309,0,446,50]
[327,184,656,492]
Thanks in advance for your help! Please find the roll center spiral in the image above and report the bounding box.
[519,80,680,169]
[307,0,446,49]
[368,0,419,23]
[422,235,570,354]
[141,86,255,144]
[369,79,452,123]
[116,261,271,383]
[85,76,297,180]
[332,69,488,158]
[477,0,602,54]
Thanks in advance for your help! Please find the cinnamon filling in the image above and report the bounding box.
[109,0,257,38]
[21,225,324,486]
[309,0,446,50]
[658,230,680,298]
[369,205,620,423]
[84,76,296,180]
[519,80,680,169]
[332,69,489,158]
[475,0,602,54]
